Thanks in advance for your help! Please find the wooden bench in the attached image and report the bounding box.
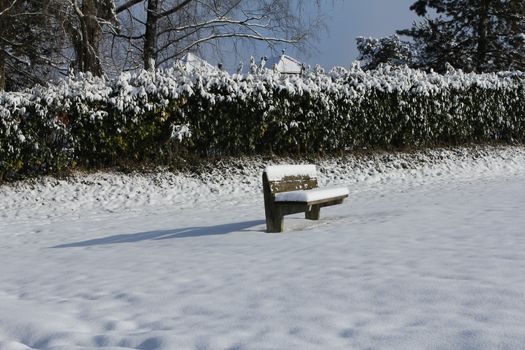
[263,165,349,233]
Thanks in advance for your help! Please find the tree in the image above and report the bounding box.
[0,0,118,89]
[356,35,416,70]
[0,0,65,90]
[398,0,525,73]
[1,0,323,87]
[114,0,322,71]
[62,0,118,76]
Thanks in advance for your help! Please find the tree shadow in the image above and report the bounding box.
[52,220,266,248]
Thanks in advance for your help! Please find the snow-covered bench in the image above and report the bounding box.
[262,165,349,232]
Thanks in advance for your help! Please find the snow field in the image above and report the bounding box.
[1,145,525,349]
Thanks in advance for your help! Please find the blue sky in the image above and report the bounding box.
[304,0,418,69]
[209,0,420,71]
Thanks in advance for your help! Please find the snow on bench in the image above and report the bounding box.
[262,164,349,232]
[275,187,350,203]
[265,164,318,181]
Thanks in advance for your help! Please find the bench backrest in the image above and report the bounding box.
[263,165,318,196]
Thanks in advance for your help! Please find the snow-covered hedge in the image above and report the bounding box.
[1,65,524,179]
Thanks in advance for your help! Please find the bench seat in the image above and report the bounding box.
[274,187,349,203]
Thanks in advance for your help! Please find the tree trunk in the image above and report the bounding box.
[0,0,6,90]
[0,52,5,91]
[72,0,103,75]
[144,0,159,71]
[84,0,103,75]
[475,0,490,72]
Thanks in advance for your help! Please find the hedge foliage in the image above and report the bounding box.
[1,65,524,179]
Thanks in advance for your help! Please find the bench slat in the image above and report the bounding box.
[272,195,348,207]
[269,177,318,194]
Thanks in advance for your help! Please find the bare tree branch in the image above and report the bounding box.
[115,0,143,14]
[157,32,302,65]
[158,0,194,19]
[0,0,19,17]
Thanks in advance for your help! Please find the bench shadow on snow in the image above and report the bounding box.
[52,220,265,248]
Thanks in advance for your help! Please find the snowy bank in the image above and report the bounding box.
[1,145,524,226]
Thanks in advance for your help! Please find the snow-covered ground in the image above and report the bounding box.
[1,146,525,350]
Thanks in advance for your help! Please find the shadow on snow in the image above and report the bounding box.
[52,220,265,248]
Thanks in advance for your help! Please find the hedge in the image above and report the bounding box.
[1,65,524,180]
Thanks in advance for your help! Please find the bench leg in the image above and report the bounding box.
[305,205,320,220]
[266,213,284,233]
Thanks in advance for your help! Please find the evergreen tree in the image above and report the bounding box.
[398,0,525,73]
[356,35,417,70]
